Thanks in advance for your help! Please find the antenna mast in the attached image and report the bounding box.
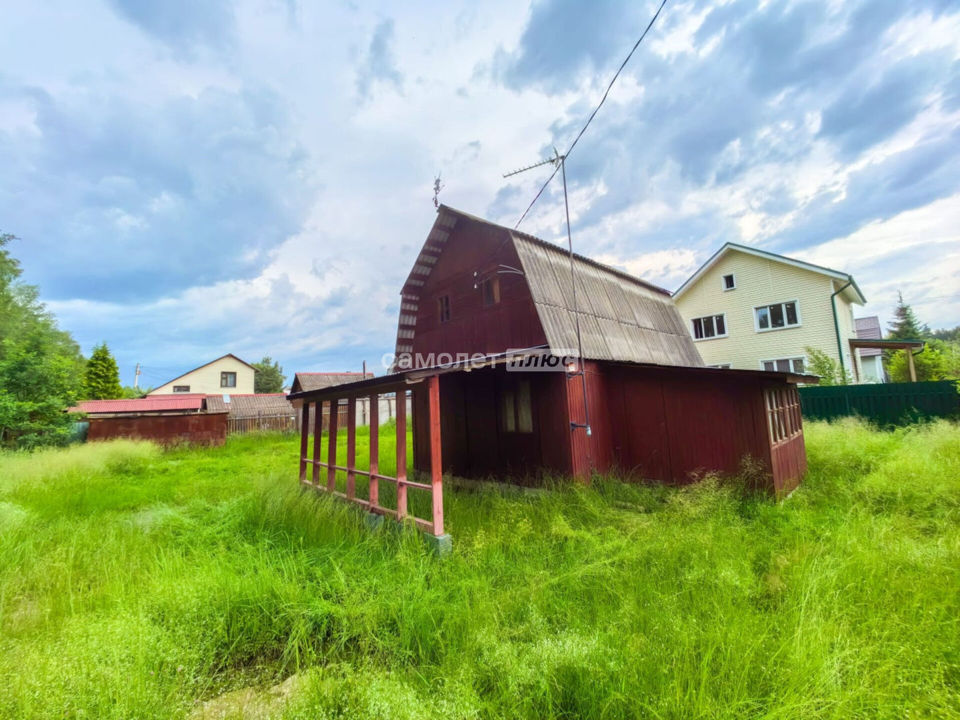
[503,150,591,438]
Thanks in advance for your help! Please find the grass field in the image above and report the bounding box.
[1,420,958,719]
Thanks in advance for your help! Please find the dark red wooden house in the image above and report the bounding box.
[289,206,812,541]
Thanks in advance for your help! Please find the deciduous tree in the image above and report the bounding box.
[0,233,85,448]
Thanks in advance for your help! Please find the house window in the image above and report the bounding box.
[755,301,800,331]
[500,379,533,434]
[480,277,500,307]
[722,273,736,291]
[691,313,727,340]
[220,371,237,388]
[173,385,190,393]
[708,364,731,369]
[765,387,802,445]
[761,357,805,374]
[437,295,451,323]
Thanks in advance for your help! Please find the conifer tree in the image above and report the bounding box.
[886,292,929,340]
[84,343,123,399]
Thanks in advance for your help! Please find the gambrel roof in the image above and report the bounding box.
[394,206,703,368]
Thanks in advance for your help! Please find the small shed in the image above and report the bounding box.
[71,395,228,446]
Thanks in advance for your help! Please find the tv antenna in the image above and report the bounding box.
[502,147,591,438]
[432,172,444,209]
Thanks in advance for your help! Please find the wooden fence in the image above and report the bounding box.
[799,380,959,425]
[227,413,298,434]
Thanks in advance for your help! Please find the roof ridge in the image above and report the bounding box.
[437,204,671,297]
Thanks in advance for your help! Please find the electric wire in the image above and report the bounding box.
[513,0,669,229]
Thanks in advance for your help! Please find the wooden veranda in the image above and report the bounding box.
[288,373,447,540]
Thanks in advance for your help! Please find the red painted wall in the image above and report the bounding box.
[413,367,571,480]
[412,217,546,360]
[87,413,227,446]
[413,362,807,494]
[597,363,805,493]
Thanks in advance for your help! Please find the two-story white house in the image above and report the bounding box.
[673,243,868,381]
[147,354,255,395]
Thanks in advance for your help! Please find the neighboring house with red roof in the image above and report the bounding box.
[148,354,254,396]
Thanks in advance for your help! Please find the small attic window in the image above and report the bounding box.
[722,273,736,291]
[481,277,500,306]
[438,295,451,323]
[173,385,190,393]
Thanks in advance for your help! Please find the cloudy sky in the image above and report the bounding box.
[2,0,958,387]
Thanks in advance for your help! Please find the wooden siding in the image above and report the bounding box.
[674,249,862,375]
[412,361,807,493]
[411,217,547,359]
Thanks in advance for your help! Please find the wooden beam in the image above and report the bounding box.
[427,374,444,536]
[311,402,322,485]
[327,400,339,491]
[907,350,917,382]
[298,402,310,481]
[369,394,379,510]
[396,391,407,519]
[346,398,356,499]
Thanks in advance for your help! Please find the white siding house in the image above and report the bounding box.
[148,354,255,395]
[673,244,868,381]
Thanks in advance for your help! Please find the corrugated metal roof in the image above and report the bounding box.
[71,395,206,414]
[204,393,294,417]
[293,372,374,392]
[512,233,703,367]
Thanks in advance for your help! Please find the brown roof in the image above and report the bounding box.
[291,372,374,393]
[855,316,883,357]
[204,393,293,418]
[147,353,254,394]
[395,206,703,368]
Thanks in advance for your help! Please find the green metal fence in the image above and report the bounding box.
[799,381,959,425]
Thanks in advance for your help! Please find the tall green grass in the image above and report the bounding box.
[0,420,958,719]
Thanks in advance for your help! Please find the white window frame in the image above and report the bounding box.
[721,273,736,291]
[754,299,801,333]
[690,313,728,342]
[708,363,732,369]
[758,356,806,374]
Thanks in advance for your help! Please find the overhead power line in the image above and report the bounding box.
[514,0,669,229]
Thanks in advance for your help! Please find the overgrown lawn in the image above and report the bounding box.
[1,420,958,719]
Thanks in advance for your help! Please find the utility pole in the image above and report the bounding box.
[134,362,141,389]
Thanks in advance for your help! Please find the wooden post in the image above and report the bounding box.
[311,401,322,485]
[427,375,444,536]
[369,393,379,510]
[346,398,356,499]
[327,399,339,491]
[907,350,917,382]
[298,402,310,481]
[396,390,407,519]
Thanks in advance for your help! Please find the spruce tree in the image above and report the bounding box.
[887,292,929,340]
[84,343,123,399]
